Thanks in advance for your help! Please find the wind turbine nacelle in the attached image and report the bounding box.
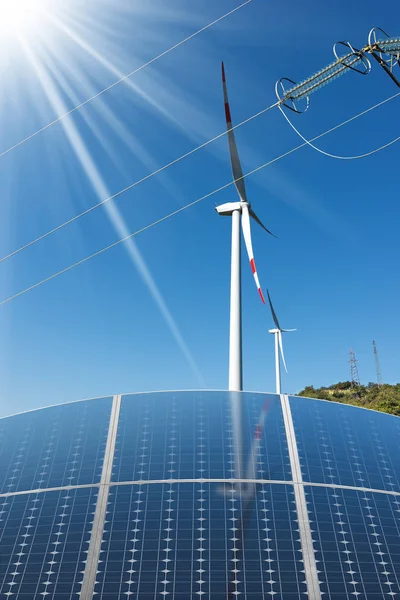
[215,201,243,216]
[269,328,280,334]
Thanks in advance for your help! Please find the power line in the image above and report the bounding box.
[1,92,399,307]
[0,103,278,264]
[0,1,252,162]
[1,90,399,265]
[278,103,400,159]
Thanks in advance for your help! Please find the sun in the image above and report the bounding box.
[0,0,49,36]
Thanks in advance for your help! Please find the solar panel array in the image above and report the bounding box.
[0,391,399,599]
[0,487,98,599]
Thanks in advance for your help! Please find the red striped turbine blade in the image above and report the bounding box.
[245,398,271,479]
[241,204,265,304]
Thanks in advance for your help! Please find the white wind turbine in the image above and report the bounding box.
[267,290,296,394]
[216,62,275,391]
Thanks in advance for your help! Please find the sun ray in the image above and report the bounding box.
[38,38,186,209]
[46,12,182,126]
[18,35,205,387]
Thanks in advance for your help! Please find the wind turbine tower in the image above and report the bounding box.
[267,290,296,394]
[372,339,383,386]
[216,63,275,391]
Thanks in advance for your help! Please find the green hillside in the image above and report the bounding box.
[297,381,400,416]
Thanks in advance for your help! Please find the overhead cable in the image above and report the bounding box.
[2,88,399,265]
[1,91,399,307]
[278,102,400,159]
[0,0,252,161]
[0,102,279,264]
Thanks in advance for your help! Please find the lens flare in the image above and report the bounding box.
[0,0,49,36]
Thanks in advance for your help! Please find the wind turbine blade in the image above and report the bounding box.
[245,397,271,481]
[249,207,277,238]
[241,204,265,303]
[221,62,248,203]
[266,289,281,330]
[282,328,297,332]
[278,331,288,373]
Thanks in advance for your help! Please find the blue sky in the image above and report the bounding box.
[0,0,399,416]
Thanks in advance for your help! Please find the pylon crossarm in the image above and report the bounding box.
[276,29,400,112]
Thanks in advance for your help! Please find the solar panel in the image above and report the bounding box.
[0,391,399,599]
[0,397,112,493]
[0,487,98,599]
[112,392,291,483]
[305,485,400,599]
[94,482,306,598]
[289,395,400,491]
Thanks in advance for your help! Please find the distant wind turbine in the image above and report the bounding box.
[267,290,296,394]
[216,62,275,391]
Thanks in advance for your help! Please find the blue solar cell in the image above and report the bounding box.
[305,485,400,599]
[112,392,291,483]
[289,396,400,490]
[0,397,112,493]
[0,487,98,599]
[94,482,306,598]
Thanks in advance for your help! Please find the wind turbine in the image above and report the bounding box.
[267,290,296,394]
[216,62,275,391]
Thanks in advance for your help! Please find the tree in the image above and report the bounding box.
[297,382,400,416]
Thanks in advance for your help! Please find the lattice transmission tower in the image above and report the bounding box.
[349,348,360,386]
[372,340,383,385]
[276,27,400,114]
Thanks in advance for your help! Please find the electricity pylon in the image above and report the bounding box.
[372,339,383,386]
[276,28,400,114]
[349,348,360,386]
